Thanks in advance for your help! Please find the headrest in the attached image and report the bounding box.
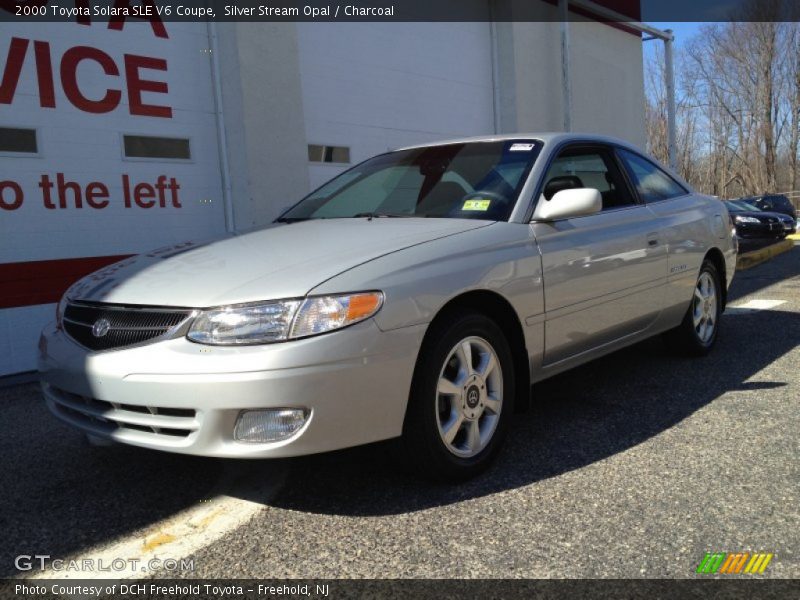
[544,175,584,200]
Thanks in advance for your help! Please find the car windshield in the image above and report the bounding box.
[279,140,542,222]
[728,200,759,212]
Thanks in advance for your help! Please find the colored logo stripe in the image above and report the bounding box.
[697,552,774,574]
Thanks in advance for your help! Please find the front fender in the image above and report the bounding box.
[307,222,545,371]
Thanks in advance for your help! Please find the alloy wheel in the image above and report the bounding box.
[435,336,503,457]
[692,271,718,343]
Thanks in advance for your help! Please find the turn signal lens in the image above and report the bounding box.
[290,292,383,338]
[346,293,383,320]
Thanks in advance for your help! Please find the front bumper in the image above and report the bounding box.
[38,319,425,458]
[734,222,784,239]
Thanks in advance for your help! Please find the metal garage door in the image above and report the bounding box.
[0,20,226,375]
[296,21,496,190]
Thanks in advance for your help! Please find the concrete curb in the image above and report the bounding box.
[737,239,795,270]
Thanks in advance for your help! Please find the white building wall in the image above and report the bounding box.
[0,305,53,375]
[569,21,646,148]
[1,22,226,262]
[0,22,226,376]
[494,19,646,148]
[216,23,311,229]
[296,22,497,190]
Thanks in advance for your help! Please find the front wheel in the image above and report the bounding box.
[396,310,515,481]
[663,259,722,356]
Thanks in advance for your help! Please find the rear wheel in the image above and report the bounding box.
[663,259,722,356]
[396,310,515,481]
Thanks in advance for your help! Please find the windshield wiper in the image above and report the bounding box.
[277,213,415,223]
[274,216,313,223]
[353,212,416,220]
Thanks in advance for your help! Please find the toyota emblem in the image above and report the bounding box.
[92,318,111,338]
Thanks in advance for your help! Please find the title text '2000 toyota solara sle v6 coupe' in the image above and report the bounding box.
[39,133,736,480]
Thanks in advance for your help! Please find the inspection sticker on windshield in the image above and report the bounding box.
[509,143,535,151]
[462,199,492,211]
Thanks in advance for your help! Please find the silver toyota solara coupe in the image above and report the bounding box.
[39,133,736,480]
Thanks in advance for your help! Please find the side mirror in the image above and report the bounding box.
[532,188,602,221]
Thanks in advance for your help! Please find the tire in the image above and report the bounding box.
[395,309,515,481]
[662,259,722,356]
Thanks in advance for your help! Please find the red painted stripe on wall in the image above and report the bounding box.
[0,255,133,310]
[542,0,643,37]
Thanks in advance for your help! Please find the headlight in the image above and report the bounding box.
[187,292,383,345]
[187,300,302,345]
[735,215,760,224]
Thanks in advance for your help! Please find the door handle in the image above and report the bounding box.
[648,239,658,247]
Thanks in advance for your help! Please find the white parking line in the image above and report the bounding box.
[727,299,787,314]
[23,466,286,580]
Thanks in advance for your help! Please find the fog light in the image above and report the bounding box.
[233,409,308,443]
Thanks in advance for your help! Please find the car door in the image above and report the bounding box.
[531,144,668,366]
[615,147,717,323]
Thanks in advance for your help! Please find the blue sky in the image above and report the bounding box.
[643,22,705,60]
[649,22,704,44]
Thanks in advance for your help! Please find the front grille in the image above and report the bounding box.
[48,386,199,439]
[63,301,193,351]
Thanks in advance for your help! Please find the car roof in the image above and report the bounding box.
[395,132,645,153]
[394,132,694,194]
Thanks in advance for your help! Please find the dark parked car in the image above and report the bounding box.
[743,194,797,220]
[725,200,791,240]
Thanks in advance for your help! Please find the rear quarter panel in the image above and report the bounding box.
[645,194,736,328]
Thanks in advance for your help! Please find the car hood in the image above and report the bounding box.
[66,219,493,307]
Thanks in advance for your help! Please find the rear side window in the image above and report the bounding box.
[755,197,773,210]
[617,149,687,202]
[762,195,793,212]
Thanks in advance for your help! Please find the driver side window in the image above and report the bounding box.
[542,147,635,211]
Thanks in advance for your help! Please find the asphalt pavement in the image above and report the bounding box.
[1,245,798,579]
